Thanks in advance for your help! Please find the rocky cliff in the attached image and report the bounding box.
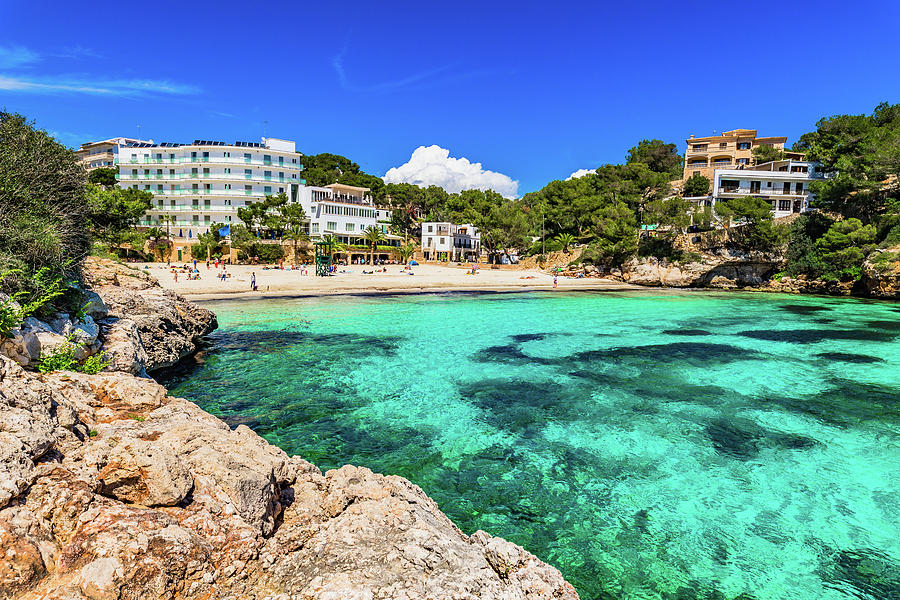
[0,258,217,375]
[0,260,579,600]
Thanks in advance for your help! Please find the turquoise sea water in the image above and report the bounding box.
[162,291,900,600]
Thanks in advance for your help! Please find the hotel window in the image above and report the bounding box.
[737,158,749,165]
[157,184,163,191]
[144,185,150,190]
[278,187,284,193]
[278,156,284,164]
[750,181,761,194]
[346,223,355,232]
[224,152,230,158]
[244,185,252,193]
[292,158,297,163]
[311,223,319,234]
[737,142,751,150]
[157,200,163,207]
[131,169,137,176]
[263,154,271,164]
[204,215,211,223]
[779,199,791,211]
[440,238,445,244]
[192,199,199,206]
[225,184,231,190]
[192,215,199,223]
[202,152,209,161]
[264,170,272,177]
[327,221,337,230]
[264,186,272,194]
[224,168,231,174]
[244,153,252,162]
[428,225,434,232]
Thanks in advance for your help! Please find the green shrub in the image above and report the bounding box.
[0,268,69,337]
[871,251,900,273]
[36,334,110,374]
[36,337,80,373]
[80,351,111,374]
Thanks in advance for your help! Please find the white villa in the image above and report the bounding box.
[688,159,825,219]
[421,222,481,262]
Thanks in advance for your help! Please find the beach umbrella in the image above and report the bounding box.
[408,260,418,266]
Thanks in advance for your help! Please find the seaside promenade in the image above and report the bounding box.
[140,262,636,299]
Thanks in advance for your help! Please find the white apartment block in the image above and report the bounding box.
[686,159,824,220]
[115,137,304,239]
[421,222,481,261]
[712,160,822,218]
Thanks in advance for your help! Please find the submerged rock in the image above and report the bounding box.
[0,353,579,599]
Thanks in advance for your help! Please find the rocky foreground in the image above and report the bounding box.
[0,260,579,600]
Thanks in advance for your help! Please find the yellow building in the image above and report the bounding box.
[682,129,804,181]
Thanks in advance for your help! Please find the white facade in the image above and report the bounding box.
[684,160,824,221]
[421,222,481,261]
[117,138,305,239]
[712,160,822,218]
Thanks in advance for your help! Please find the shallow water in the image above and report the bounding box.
[162,290,900,600]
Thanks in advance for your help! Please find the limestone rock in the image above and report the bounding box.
[86,257,217,372]
[0,353,579,600]
[98,437,193,507]
[97,317,148,375]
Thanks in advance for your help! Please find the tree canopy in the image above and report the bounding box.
[796,102,900,219]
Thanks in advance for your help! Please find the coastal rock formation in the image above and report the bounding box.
[0,354,579,599]
[862,245,900,298]
[84,258,217,372]
[0,260,215,374]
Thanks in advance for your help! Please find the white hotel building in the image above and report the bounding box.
[92,137,398,256]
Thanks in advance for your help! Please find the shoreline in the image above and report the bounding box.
[181,280,642,301]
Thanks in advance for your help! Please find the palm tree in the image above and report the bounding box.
[284,223,310,265]
[554,232,576,253]
[362,226,385,265]
[146,227,172,262]
[321,234,346,262]
[398,241,418,264]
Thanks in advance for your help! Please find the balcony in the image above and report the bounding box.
[717,187,808,196]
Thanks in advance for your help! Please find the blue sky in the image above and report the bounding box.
[2,0,899,195]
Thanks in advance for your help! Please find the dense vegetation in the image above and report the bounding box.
[0,112,91,315]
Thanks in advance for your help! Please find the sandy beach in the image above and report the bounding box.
[137,262,637,299]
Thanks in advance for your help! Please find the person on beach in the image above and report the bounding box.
[553,274,558,288]
[251,272,256,291]
[174,271,178,283]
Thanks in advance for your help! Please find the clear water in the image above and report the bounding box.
[162,290,900,600]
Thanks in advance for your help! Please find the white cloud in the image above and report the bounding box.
[383,145,519,198]
[566,168,595,180]
[0,45,39,68]
[0,75,200,96]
